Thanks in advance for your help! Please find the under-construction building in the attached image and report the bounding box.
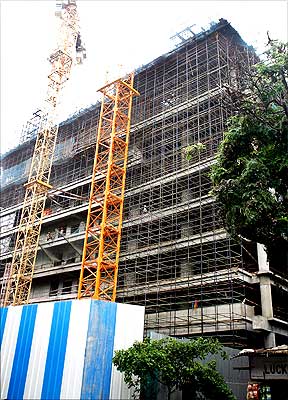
[1,19,287,349]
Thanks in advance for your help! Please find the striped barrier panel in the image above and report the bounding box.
[0,299,145,400]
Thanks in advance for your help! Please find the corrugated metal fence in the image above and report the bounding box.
[0,299,145,400]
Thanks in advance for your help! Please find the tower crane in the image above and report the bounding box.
[1,0,85,307]
[78,74,139,302]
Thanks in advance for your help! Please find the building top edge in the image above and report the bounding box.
[134,18,251,76]
[1,18,253,161]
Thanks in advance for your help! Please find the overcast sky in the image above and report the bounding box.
[1,0,287,154]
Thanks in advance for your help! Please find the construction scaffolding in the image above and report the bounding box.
[2,20,282,347]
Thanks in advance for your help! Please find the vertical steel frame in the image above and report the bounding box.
[78,73,139,301]
[2,2,79,307]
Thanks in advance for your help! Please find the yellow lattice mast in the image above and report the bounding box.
[2,1,82,307]
[78,73,139,301]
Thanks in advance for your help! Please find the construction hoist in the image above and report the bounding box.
[1,0,85,307]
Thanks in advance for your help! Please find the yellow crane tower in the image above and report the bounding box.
[2,0,84,307]
[78,74,139,302]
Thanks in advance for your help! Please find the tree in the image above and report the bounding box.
[210,40,288,260]
[112,337,235,400]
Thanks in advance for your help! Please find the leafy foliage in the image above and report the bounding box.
[210,40,288,259]
[112,337,235,400]
[185,142,206,160]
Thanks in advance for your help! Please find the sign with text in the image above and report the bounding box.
[251,356,288,380]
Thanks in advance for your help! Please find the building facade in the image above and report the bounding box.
[1,19,287,349]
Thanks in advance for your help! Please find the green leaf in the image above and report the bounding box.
[113,337,235,400]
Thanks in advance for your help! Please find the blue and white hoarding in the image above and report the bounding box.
[1,299,145,400]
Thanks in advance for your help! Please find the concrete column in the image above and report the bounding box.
[259,275,273,319]
[257,243,269,273]
[257,243,276,348]
[264,332,276,348]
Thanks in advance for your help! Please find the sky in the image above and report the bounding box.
[1,0,287,154]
